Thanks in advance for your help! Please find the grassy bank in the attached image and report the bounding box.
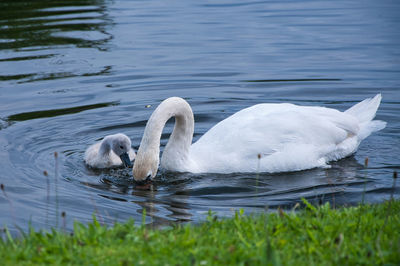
[1,200,399,265]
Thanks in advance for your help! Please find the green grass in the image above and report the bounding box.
[1,200,399,265]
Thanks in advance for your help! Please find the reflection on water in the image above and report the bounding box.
[75,155,393,227]
[243,78,342,83]
[0,0,111,83]
[0,0,399,235]
[0,0,110,50]
[7,101,118,122]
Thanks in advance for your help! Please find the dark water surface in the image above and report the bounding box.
[0,0,399,233]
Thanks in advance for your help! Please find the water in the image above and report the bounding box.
[0,0,399,234]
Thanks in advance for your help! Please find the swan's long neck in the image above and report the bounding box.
[134,97,194,178]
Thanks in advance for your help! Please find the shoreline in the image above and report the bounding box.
[1,199,399,265]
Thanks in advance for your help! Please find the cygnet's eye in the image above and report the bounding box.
[120,145,124,150]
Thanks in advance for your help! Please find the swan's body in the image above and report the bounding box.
[133,95,386,181]
[84,133,136,168]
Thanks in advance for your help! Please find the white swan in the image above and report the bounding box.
[84,133,136,168]
[132,95,386,182]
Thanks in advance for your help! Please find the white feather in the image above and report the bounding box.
[133,95,385,181]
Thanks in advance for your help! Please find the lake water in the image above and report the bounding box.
[0,0,399,234]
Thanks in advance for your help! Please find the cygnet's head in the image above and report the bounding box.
[108,133,134,167]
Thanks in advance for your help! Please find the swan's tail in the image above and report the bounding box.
[345,94,386,140]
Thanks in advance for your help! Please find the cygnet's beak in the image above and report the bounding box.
[119,152,133,167]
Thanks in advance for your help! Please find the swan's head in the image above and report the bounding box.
[109,133,134,167]
[132,148,159,183]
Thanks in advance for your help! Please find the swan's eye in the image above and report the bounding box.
[120,145,124,150]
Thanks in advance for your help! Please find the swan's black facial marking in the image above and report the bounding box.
[134,174,152,185]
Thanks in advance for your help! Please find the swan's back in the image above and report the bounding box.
[190,96,384,173]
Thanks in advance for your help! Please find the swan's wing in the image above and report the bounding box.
[191,103,360,172]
